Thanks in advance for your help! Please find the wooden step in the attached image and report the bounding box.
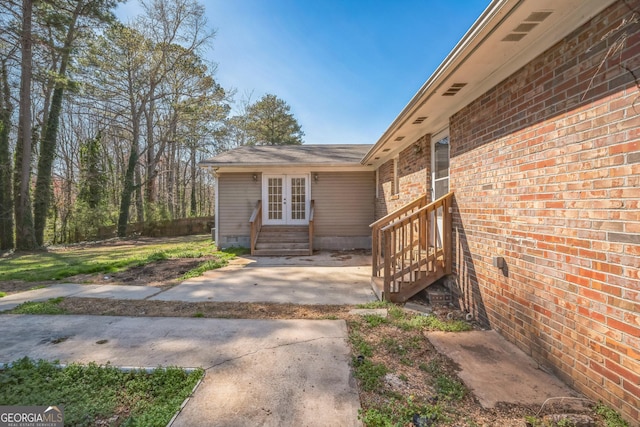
[371,264,445,303]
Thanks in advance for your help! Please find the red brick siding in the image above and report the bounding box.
[449,1,640,423]
[375,135,431,219]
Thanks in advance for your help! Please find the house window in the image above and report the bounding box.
[393,156,399,195]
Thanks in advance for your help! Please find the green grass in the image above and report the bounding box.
[10,297,67,315]
[350,331,373,357]
[0,236,240,282]
[0,291,6,298]
[398,313,472,332]
[435,374,467,401]
[353,358,389,392]
[595,403,629,427]
[359,396,445,427]
[0,358,203,427]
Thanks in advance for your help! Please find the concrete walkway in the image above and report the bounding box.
[152,264,374,305]
[0,251,585,425]
[0,314,362,427]
[427,330,580,408]
[0,283,163,312]
[0,252,376,311]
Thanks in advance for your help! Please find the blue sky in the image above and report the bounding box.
[117,0,490,145]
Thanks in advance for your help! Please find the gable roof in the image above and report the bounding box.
[361,0,616,166]
[201,144,373,170]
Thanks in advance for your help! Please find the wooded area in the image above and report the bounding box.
[0,0,304,251]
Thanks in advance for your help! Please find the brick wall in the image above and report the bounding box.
[375,134,431,219]
[448,1,640,423]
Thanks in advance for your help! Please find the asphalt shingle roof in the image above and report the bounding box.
[200,144,372,167]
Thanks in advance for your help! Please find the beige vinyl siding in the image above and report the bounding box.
[218,172,261,246]
[311,171,375,237]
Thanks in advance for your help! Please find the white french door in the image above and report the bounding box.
[262,174,310,225]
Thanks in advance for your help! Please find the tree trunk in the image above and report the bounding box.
[190,145,197,216]
[0,60,14,250]
[117,112,141,237]
[144,90,156,210]
[33,2,81,246]
[117,142,138,237]
[135,162,144,223]
[14,0,37,251]
[167,140,176,219]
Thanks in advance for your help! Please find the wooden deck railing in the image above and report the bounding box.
[370,192,453,301]
[371,194,429,277]
[308,200,315,256]
[249,200,262,255]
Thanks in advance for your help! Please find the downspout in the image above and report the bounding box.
[212,167,219,249]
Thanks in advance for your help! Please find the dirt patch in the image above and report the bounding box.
[0,281,54,295]
[59,298,352,320]
[0,257,206,296]
[68,258,209,290]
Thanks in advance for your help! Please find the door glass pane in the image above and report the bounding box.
[290,177,306,220]
[268,178,282,220]
[434,178,449,199]
[434,136,449,179]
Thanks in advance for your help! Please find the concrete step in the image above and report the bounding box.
[255,242,309,250]
[260,226,308,232]
[252,248,311,256]
[257,236,309,244]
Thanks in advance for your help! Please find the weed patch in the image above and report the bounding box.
[359,396,445,427]
[348,304,478,426]
[353,359,388,392]
[435,374,467,401]
[595,403,629,427]
[0,358,203,427]
[181,247,247,279]
[10,297,66,315]
[362,314,389,328]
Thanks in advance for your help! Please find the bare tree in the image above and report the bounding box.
[13,0,37,250]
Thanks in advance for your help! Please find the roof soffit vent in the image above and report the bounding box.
[412,116,428,124]
[502,10,552,42]
[394,136,405,141]
[442,83,467,96]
